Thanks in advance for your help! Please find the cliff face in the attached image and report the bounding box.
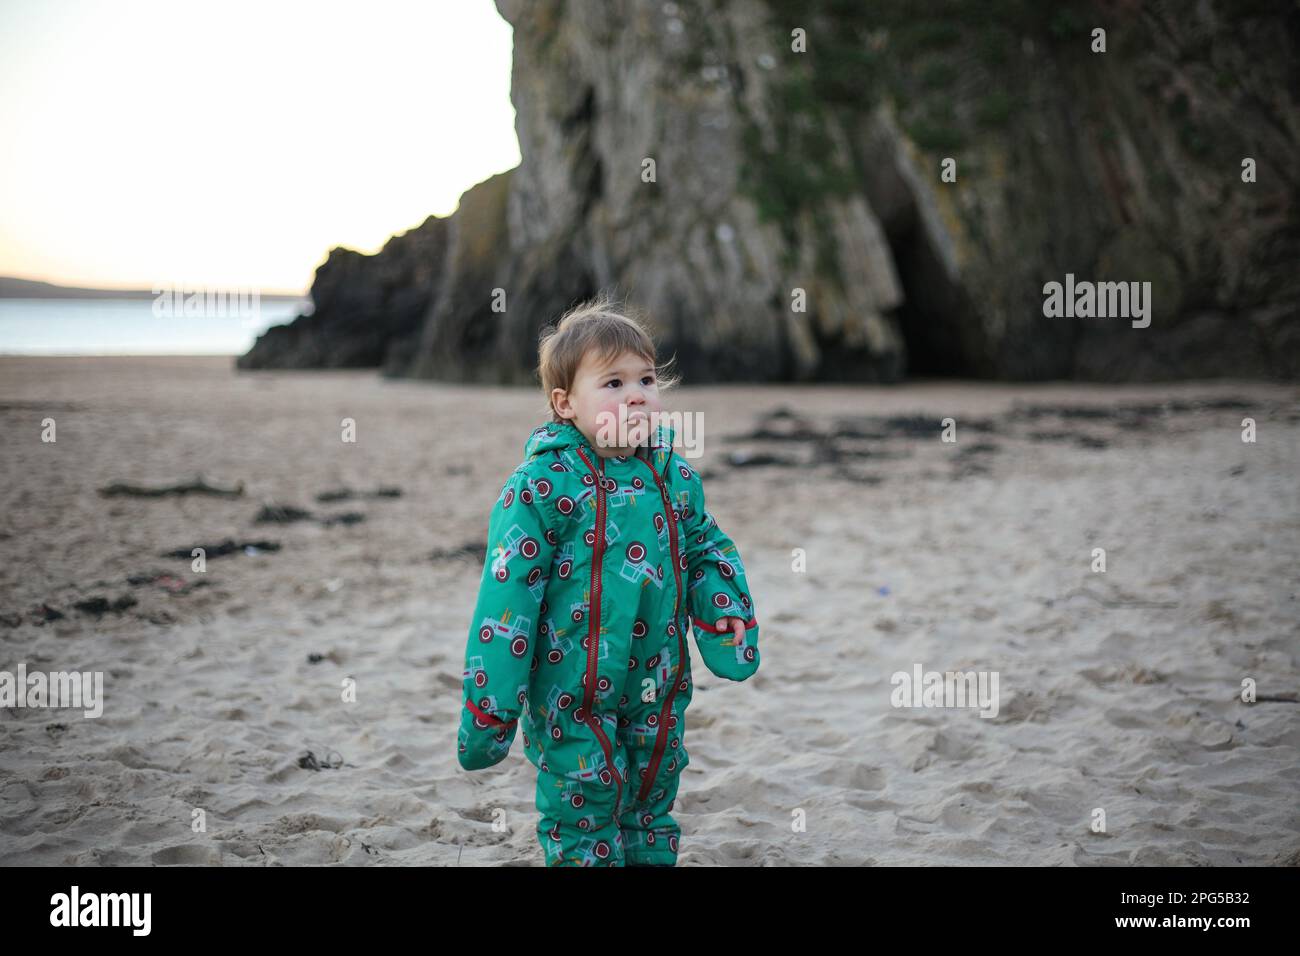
[241,0,1300,381]
[236,212,449,370]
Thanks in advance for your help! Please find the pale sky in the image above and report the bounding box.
[0,0,519,294]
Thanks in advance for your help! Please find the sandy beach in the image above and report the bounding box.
[0,355,1297,866]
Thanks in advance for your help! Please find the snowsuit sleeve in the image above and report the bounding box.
[457,467,557,771]
[678,463,760,682]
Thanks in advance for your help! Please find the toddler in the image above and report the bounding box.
[456,292,760,866]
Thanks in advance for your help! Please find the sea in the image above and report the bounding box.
[0,297,313,355]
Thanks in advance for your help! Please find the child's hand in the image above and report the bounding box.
[715,616,747,644]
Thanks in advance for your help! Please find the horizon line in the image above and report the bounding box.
[0,272,309,299]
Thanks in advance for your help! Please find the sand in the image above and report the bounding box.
[0,355,1297,866]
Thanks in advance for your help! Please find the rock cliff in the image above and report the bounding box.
[240,0,1299,381]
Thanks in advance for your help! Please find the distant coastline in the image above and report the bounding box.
[0,275,308,301]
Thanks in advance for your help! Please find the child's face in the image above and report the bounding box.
[553,349,662,457]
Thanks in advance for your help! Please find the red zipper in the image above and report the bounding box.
[635,454,687,804]
[465,696,516,728]
[573,447,621,813]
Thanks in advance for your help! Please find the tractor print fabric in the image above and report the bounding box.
[456,417,760,866]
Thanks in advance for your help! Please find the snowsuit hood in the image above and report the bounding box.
[523,417,678,461]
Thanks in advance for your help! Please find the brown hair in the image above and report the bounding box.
[536,289,680,423]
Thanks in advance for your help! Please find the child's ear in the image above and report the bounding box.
[551,387,577,420]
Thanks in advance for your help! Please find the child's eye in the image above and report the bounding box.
[642,375,656,386]
[605,378,621,388]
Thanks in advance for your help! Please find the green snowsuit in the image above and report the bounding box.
[456,418,760,866]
